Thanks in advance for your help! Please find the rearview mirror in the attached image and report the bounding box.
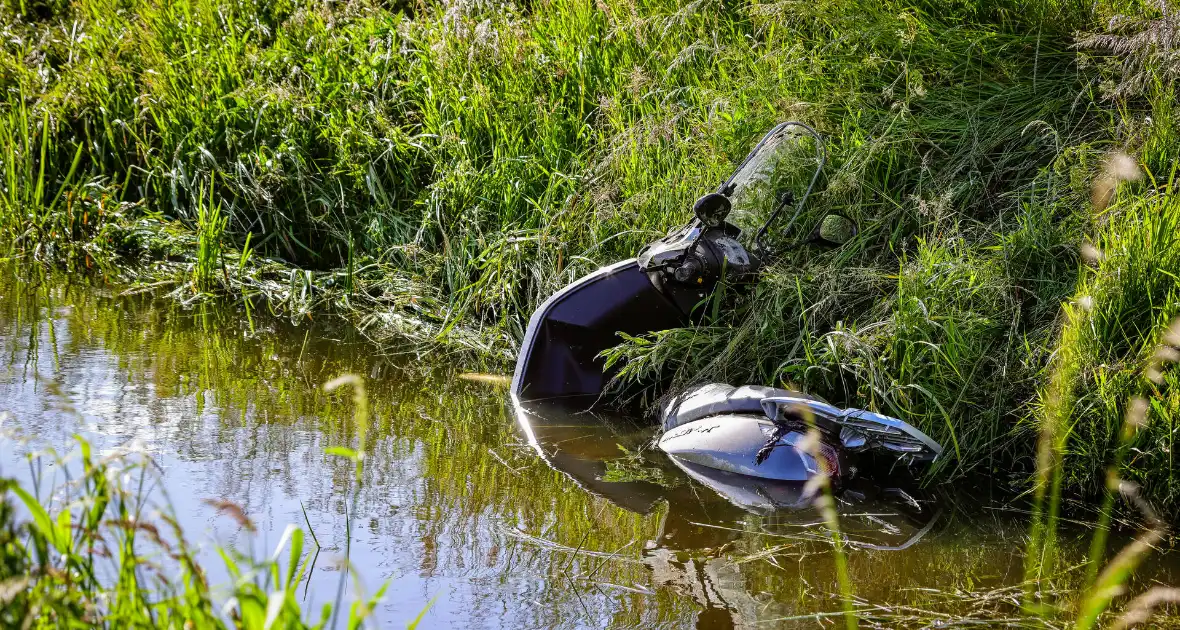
[812,214,857,246]
[693,193,732,228]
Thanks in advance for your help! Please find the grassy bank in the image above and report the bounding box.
[1,0,1180,508]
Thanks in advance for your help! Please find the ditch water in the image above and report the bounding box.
[0,267,1176,628]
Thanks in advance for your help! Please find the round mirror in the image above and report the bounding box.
[814,214,857,245]
[693,193,732,228]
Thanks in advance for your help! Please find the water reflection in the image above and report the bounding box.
[0,266,1176,629]
[514,399,946,627]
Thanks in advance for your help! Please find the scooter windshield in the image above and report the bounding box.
[722,124,824,239]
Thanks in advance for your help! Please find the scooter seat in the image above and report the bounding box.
[661,383,822,431]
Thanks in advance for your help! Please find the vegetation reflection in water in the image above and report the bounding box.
[1,267,1178,628]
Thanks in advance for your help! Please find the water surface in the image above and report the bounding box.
[0,268,1175,628]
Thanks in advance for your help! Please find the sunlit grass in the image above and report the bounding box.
[0,0,1179,593]
[0,433,392,629]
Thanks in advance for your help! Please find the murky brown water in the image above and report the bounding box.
[1,266,1176,628]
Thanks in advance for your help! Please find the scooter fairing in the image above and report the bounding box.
[511,259,687,402]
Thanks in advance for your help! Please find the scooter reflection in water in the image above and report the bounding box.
[512,400,941,629]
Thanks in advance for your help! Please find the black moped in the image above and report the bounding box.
[511,122,940,484]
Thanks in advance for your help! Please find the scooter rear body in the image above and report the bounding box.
[656,382,941,483]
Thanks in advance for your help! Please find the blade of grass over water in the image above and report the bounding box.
[0,436,394,629]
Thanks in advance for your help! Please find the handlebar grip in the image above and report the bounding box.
[673,258,701,283]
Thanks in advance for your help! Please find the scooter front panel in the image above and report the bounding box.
[511,259,687,401]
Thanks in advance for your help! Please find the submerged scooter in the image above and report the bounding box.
[511,122,942,484]
[658,382,941,483]
[513,399,941,537]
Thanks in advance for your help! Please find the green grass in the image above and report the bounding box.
[0,436,394,629]
[1,0,1180,514]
